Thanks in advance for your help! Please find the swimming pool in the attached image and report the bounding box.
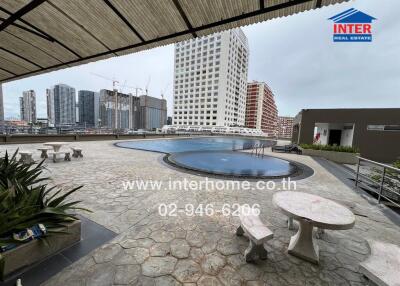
[116,137,312,179]
[167,150,297,178]
[116,137,275,153]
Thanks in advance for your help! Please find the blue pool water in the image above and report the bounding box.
[168,151,297,178]
[116,137,275,153]
[116,137,304,179]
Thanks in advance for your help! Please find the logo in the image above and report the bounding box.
[328,8,376,42]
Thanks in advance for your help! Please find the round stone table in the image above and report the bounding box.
[43,142,68,152]
[273,191,355,264]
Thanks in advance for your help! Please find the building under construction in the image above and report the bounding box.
[98,89,166,130]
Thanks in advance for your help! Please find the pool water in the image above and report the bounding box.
[167,150,297,178]
[116,137,307,179]
[116,137,275,153]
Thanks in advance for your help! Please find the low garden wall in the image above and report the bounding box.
[301,148,359,164]
[0,220,81,280]
[0,133,184,144]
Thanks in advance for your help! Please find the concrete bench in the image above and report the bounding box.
[71,147,83,158]
[37,147,51,159]
[19,151,33,164]
[49,151,71,163]
[236,211,273,262]
[360,240,400,286]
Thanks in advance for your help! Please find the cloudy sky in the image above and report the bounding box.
[2,0,399,119]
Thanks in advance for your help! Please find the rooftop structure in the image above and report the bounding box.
[0,0,348,84]
[0,139,398,285]
[293,108,400,162]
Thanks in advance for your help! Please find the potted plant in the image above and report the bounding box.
[0,150,88,280]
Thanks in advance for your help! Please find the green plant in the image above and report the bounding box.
[0,150,88,246]
[386,160,400,188]
[299,144,359,153]
[0,150,48,191]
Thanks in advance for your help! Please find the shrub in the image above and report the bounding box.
[0,150,88,246]
[0,150,48,191]
[299,144,359,153]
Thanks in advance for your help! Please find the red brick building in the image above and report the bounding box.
[245,82,278,136]
[278,116,294,139]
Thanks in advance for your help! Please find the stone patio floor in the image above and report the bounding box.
[1,139,399,286]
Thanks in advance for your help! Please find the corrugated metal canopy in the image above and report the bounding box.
[0,0,347,83]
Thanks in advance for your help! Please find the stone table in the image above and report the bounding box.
[43,142,68,152]
[273,191,355,264]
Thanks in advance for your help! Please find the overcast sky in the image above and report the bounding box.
[2,0,399,119]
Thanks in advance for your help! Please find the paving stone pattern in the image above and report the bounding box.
[1,140,399,286]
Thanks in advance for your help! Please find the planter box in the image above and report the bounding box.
[0,220,81,280]
[301,148,359,164]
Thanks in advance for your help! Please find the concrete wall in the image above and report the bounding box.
[341,127,354,147]
[293,109,400,163]
[0,133,186,145]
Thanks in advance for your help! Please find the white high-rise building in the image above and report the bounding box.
[20,90,36,123]
[173,28,249,127]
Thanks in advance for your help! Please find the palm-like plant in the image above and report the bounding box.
[0,150,88,246]
[0,150,48,191]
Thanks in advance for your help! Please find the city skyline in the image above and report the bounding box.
[1,0,399,119]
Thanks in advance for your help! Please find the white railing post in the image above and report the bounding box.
[355,157,360,188]
[378,167,386,204]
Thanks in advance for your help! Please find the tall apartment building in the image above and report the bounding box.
[47,84,76,127]
[78,90,100,128]
[173,28,249,127]
[245,81,278,136]
[139,95,167,130]
[278,116,294,139]
[0,84,4,122]
[99,89,132,129]
[19,90,36,123]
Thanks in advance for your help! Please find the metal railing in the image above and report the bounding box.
[355,156,400,208]
[250,143,266,157]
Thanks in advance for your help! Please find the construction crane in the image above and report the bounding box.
[119,79,128,93]
[91,72,122,129]
[120,84,142,130]
[145,76,151,96]
[121,83,143,97]
[90,72,119,91]
[160,82,170,99]
[90,72,143,130]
